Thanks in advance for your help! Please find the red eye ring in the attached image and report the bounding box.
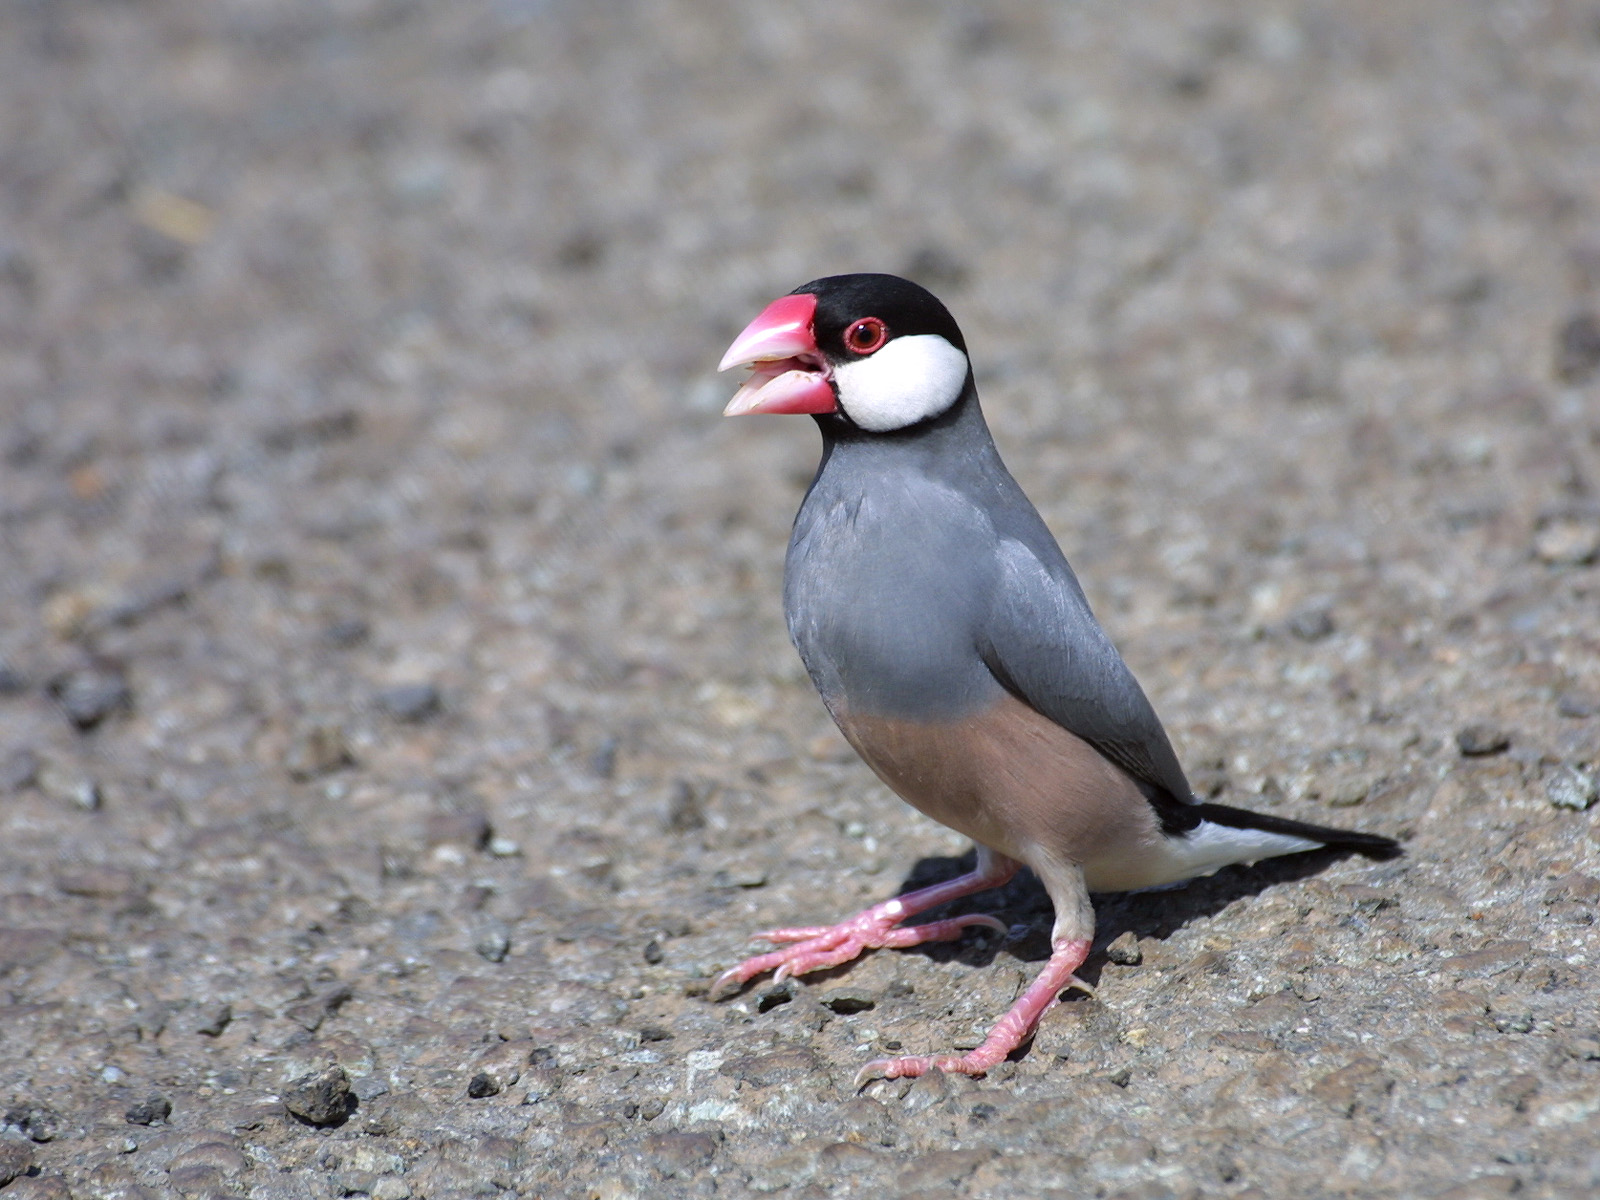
[844,317,887,355]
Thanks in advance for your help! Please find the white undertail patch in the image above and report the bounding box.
[832,334,970,432]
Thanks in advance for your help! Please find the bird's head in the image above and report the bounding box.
[718,273,972,433]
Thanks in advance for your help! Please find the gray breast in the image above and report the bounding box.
[784,473,1004,723]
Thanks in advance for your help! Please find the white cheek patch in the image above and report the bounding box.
[832,334,970,432]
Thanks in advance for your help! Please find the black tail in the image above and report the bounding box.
[1191,801,1403,860]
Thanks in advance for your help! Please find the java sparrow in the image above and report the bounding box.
[713,273,1400,1085]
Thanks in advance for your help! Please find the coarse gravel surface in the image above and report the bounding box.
[3,2,1600,1198]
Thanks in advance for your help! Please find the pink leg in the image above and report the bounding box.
[709,852,1019,1001]
[854,936,1093,1087]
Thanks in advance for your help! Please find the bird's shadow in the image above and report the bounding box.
[891,845,1378,984]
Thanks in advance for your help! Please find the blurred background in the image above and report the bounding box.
[2,1,1598,1196]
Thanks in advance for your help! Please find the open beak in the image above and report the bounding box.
[718,292,838,416]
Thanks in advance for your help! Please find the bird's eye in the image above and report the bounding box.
[844,317,887,355]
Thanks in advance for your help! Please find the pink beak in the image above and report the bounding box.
[718,293,838,416]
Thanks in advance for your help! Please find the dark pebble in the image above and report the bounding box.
[664,778,708,832]
[49,664,131,731]
[1287,606,1336,641]
[285,724,354,781]
[1556,691,1598,719]
[322,617,370,647]
[283,1065,356,1127]
[467,1072,501,1098]
[476,927,511,963]
[1556,311,1600,384]
[424,811,491,850]
[285,982,354,1032]
[1106,931,1144,966]
[0,748,40,792]
[638,1024,673,1043]
[194,1003,233,1037]
[819,987,877,1014]
[527,1047,558,1069]
[591,736,618,779]
[642,938,664,964]
[885,978,916,998]
[0,1139,32,1187]
[124,1095,172,1126]
[376,682,441,722]
[1457,724,1512,757]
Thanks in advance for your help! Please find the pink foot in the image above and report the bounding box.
[854,937,1093,1087]
[709,856,1019,1001]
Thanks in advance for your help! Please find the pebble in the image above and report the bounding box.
[1533,518,1600,567]
[283,1065,355,1126]
[124,1095,172,1126]
[1456,724,1512,757]
[466,1072,500,1098]
[49,663,131,730]
[664,778,708,832]
[0,1140,33,1187]
[1556,691,1598,719]
[1546,765,1598,811]
[377,682,441,722]
[1323,774,1372,807]
[37,762,101,810]
[475,926,511,963]
[285,724,354,780]
[1287,606,1335,641]
[424,811,490,850]
[0,748,40,792]
[1555,311,1600,383]
[194,1002,233,1037]
[1106,931,1143,965]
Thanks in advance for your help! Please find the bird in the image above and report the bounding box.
[711,272,1400,1086]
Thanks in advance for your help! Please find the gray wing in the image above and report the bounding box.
[980,537,1195,808]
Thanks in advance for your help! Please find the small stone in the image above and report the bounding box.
[664,778,708,832]
[1106,931,1143,966]
[475,928,511,963]
[819,987,877,1015]
[757,980,797,1012]
[0,748,40,792]
[1534,518,1600,567]
[1547,765,1598,811]
[322,617,370,647]
[1555,311,1600,384]
[377,682,441,722]
[486,836,520,857]
[194,1003,233,1037]
[638,1024,673,1043]
[49,664,131,731]
[466,1072,500,1098]
[372,1178,412,1200]
[637,1097,665,1121]
[1325,775,1371,807]
[1287,606,1335,641]
[1456,724,1512,757]
[0,1139,34,1185]
[1556,691,1599,719]
[286,724,354,781]
[885,978,915,998]
[711,866,767,889]
[37,761,101,810]
[424,811,491,850]
[285,982,354,1031]
[642,938,664,964]
[283,1065,356,1126]
[124,1095,172,1126]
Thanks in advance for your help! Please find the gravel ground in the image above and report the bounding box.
[3,1,1599,1197]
